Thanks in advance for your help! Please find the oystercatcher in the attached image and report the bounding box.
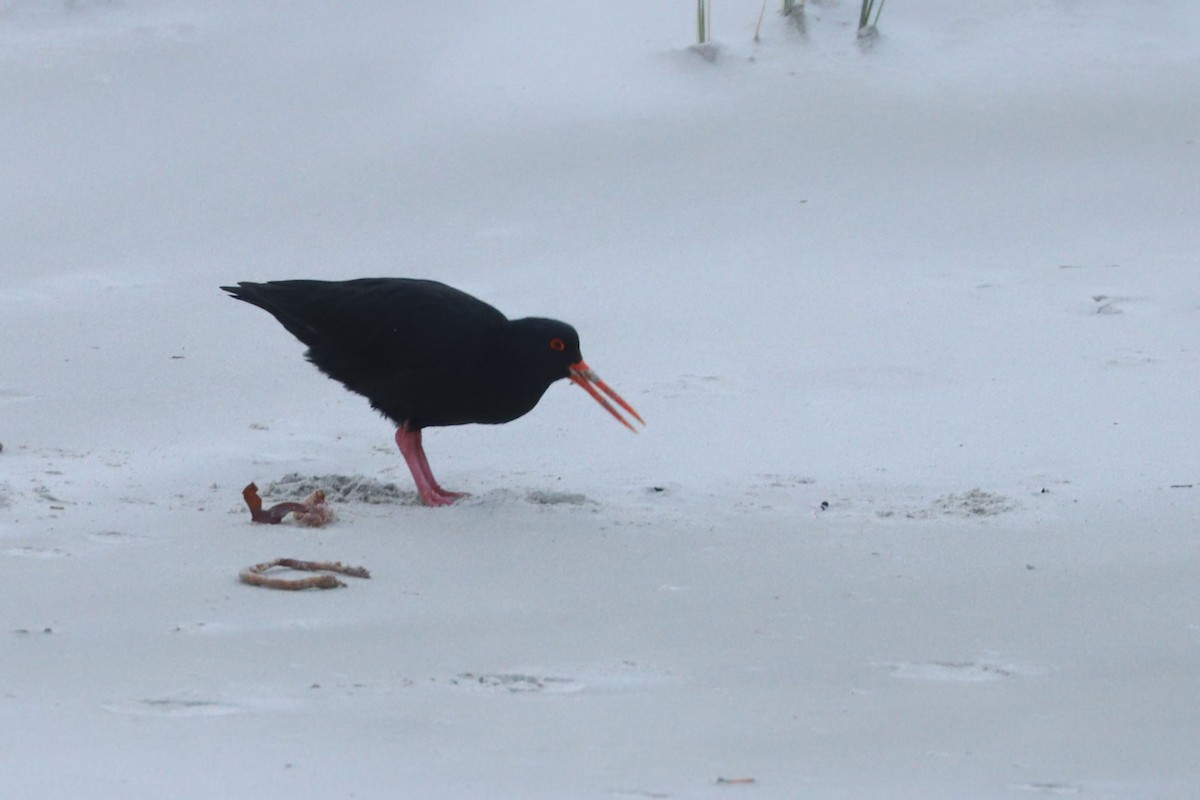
[222,278,643,506]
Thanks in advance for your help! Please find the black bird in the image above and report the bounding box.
[222,278,644,506]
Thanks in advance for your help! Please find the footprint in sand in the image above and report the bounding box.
[525,490,591,506]
[101,698,245,717]
[102,692,298,717]
[888,659,1043,683]
[447,664,670,695]
[452,672,584,694]
[3,545,71,559]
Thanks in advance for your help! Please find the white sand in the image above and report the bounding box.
[3,1,1199,797]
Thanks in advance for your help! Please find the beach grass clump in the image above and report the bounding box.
[857,0,885,38]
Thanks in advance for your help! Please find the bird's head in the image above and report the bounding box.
[509,318,645,433]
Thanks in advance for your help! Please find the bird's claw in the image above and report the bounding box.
[419,488,469,507]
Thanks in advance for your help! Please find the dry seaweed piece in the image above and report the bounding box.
[289,490,332,527]
[239,558,371,591]
[242,483,332,526]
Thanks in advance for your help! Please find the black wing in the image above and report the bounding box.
[223,278,508,424]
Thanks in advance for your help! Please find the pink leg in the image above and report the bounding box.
[394,424,466,507]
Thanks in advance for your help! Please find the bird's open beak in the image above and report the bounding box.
[569,360,645,433]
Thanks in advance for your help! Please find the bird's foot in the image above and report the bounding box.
[419,487,469,507]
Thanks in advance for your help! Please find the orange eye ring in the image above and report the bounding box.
[549,337,566,352]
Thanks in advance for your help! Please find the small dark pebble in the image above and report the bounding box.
[819,500,829,510]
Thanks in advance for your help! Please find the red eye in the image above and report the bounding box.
[549,337,566,352]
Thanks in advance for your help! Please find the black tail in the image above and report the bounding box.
[221,281,327,347]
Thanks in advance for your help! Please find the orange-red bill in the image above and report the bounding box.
[569,360,645,433]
